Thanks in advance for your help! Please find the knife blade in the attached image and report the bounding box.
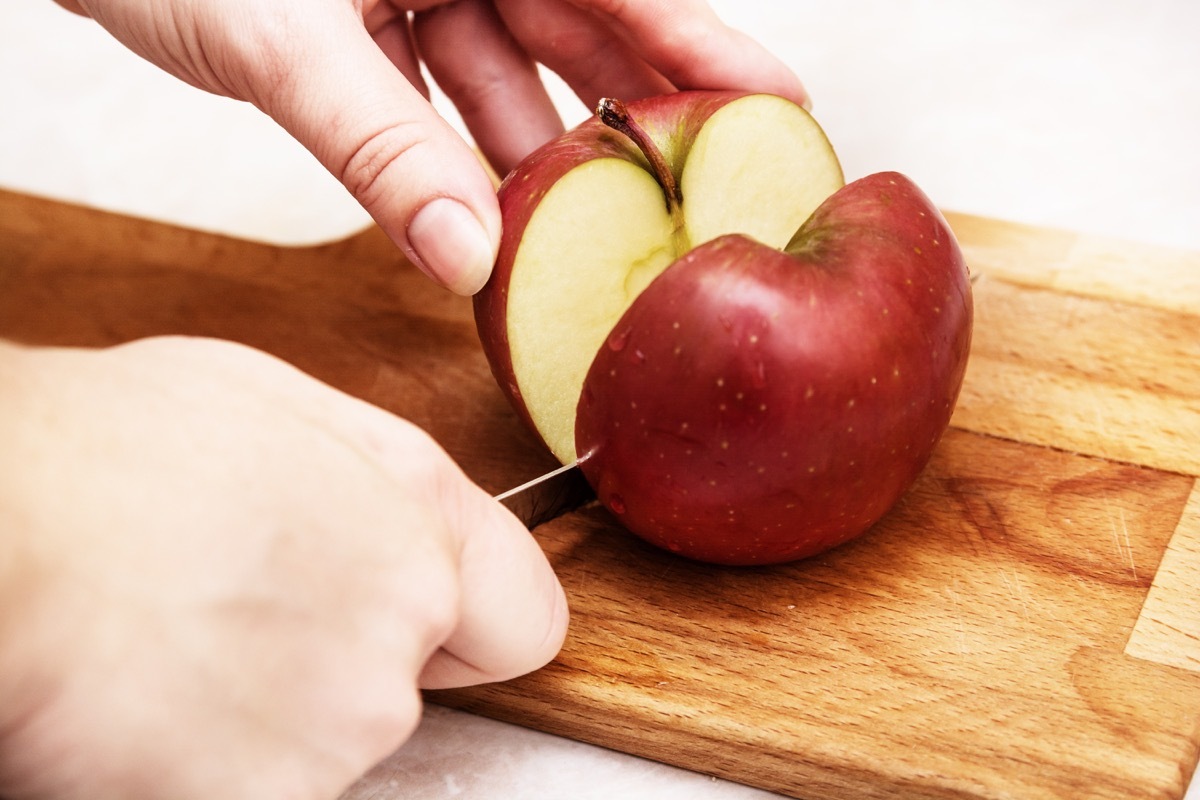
[494,460,594,529]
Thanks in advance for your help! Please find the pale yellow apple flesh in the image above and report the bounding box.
[507,162,676,464]
[683,98,844,248]
[506,95,845,464]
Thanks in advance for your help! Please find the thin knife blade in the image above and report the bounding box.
[494,460,594,529]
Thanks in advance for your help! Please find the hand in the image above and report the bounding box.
[0,337,568,799]
[52,0,809,295]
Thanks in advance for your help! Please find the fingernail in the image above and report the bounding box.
[407,198,496,295]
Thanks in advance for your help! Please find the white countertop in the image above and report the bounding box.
[3,2,1197,798]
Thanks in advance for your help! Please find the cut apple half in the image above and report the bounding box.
[493,93,845,464]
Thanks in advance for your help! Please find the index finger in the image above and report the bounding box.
[576,0,810,109]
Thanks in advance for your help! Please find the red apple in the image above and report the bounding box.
[575,173,972,564]
[475,91,845,464]
[475,90,972,565]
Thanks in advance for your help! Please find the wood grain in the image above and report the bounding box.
[1127,482,1200,672]
[2,189,1198,799]
[953,278,1200,475]
[945,211,1200,314]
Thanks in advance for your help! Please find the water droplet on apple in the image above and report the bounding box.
[631,348,646,364]
[607,493,627,515]
[751,361,767,389]
[718,313,734,332]
[607,326,631,352]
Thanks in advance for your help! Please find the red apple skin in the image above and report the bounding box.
[574,172,973,566]
[474,91,770,448]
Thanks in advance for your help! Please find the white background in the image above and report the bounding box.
[2,2,1197,798]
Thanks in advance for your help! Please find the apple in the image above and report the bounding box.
[475,90,972,566]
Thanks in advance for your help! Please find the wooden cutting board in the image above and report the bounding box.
[2,188,1198,799]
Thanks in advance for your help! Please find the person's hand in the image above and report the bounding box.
[0,336,568,799]
[51,0,809,296]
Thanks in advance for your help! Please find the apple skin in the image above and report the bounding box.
[574,172,973,566]
[474,91,769,446]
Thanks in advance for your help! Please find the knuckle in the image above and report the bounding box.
[339,122,431,210]
[215,5,304,105]
[413,561,462,644]
[355,686,424,761]
[436,67,507,121]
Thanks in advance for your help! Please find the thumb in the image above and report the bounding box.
[253,6,500,295]
[419,475,570,689]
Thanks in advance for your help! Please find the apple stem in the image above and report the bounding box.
[597,98,682,214]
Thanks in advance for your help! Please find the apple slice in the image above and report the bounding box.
[476,92,845,464]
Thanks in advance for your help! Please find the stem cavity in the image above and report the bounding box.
[597,97,682,214]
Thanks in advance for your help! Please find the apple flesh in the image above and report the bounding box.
[475,91,845,465]
[575,173,972,565]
